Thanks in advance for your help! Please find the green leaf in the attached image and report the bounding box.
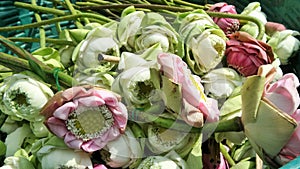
[241,75,265,123]
[231,160,256,169]
[186,134,203,169]
[244,100,297,158]
[161,75,182,114]
[0,141,6,156]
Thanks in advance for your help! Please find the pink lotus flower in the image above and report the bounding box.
[94,164,108,169]
[263,72,300,164]
[279,109,300,164]
[209,2,240,34]
[40,86,128,153]
[226,31,275,76]
[157,53,219,127]
[265,22,286,36]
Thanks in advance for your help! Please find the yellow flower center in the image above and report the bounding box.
[66,105,114,141]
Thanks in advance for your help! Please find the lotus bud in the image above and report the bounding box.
[209,2,240,34]
[226,31,275,76]
[32,47,65,69]
[121,8,182,56]
[265,22,286,36]
[267,30,300,65]
[201,68,243,99]
[157,53,220,127]
[111,47,163,111]
[117,6,145,51]
[176,9,227,75]
[241,2,267,25]
[240,2,267,40]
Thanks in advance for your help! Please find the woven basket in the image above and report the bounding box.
[0,0,79,53]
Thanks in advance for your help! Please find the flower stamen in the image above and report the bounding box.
[66,105,114,141]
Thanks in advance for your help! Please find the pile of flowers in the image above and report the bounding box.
[0,0,300,168]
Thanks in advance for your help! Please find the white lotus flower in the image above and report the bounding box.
[137,150,188,169]
[101,128,144,168]
[201,68,243,99]
[75,26,119,73]
[0,74,54,122]
[37,146,93,169]
[0,156,35,169]
[268,30,300,65]
[146,125,199,157]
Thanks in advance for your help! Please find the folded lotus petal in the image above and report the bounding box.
[53,102,76,120]
[279,110,300,161]
[204,98,220,123]
[46,117,68,138]
[265,74,300,115]
[61,86,90,101]
[96,90,120,107]
[109,103,128,130]
[158,53,202,107]
[181,99,204,127]
[64,132,84,150]
[76,96,105,107]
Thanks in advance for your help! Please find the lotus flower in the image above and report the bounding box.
[209,2,240,34]
[75,26,119,74]
[239,2,267,38]
[100,127,144,168]
[267,30,300,65]
[226,31,275,76]
[40,86,128,152]
[146,124,199,157]
[157,53,220,127]
[176,9,227,75]
[201,68,243,99]
[241,64,299,167]
[121,8,182,56]
[137,150,188,169]
[37,146,93,169]
[0,74,54,122]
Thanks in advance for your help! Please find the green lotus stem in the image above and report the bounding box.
[0,52,31,72]
[0,13,113,32]
[65,0,84,28]
[78,4,264,39]
[128,121,146,138]
[32,0,46,48]
[0,52,77,87]
[78,4,194,12]
[220,143,236,166]
[85,0,116,5]
[0,35,43,65]
[14,2,66,16]
[206,11,265,40]
[173,0,207,9]
[8,37,76,46]
[136,112,243,133]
